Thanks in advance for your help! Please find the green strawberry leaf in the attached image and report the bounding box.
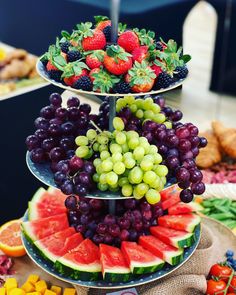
[128,61,156,86]
[181,54,191,63]
[61,30,71,39]
[94,15,109,24]
[93,69,120,93]
[118,22,127,33]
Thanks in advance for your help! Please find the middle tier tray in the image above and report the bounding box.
[26,151,175,199]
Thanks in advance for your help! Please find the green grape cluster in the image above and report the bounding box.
[116,95,171,127]
[75,117,168,204]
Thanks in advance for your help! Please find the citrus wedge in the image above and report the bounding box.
[0,219,26,257]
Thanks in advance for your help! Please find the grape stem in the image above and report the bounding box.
[89,120,103,133]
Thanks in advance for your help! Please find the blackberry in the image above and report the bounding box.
[113,82,131,94]
[48,70,63,82]
[103,26,111,42]
[155,72,173,89]
[174,66,188,79]
[73,76,93,91]
[60,41,70,53]
[155,41,163,51]
[67,50,82,62]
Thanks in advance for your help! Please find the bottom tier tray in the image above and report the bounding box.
[21,211,201,289]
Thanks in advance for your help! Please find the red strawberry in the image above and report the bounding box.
[86,50,105,69]
[151,63,162,77]
[64,69,88,86]
[132,46,149,63]
[89,68,100,82]
[125,61,156,93]
[82,29,106,51]
[104,45,132,75]
[94,15,111,31]
[46,61,58,71]
[118,31,140,53]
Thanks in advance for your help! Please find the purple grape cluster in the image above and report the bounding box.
[65,196,164,247]
[117,95,207,203]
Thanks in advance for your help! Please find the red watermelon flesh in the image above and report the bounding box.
[22,213,69,242]
[158,214,201,232]
[161,184,181,210]
[168,202,203,215]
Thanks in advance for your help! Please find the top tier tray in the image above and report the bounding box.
[36,60,186,98]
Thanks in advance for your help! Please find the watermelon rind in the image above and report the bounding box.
[55,258,102,281]
[174,233,195,248]
[28,187,46,220]
[104,272,132,283]
[130,259,164,275]
[164,249,184,266]
[21,222,37,243]
[31,187,46,202]
[185,215,201,232]
[34,240,59,263]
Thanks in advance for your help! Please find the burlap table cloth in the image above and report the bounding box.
[4,217,235,295]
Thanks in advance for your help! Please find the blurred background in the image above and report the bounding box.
[0,0,235,222]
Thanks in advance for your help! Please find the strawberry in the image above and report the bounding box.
[125,61,156,93]
[117,31,140,53]
[92,68,120,93]
[132,46,149,63]
[104,45,132,75]
[94,15,111,31]
[62,61,89,86]
[151,62,162,78]
[85,50,105,69]
[89,68,100,82]
[46,61,58,71]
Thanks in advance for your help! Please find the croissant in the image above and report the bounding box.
[212,121,236,159]
[196,131,222,168]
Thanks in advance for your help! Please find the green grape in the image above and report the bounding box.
[153,153,162,164]
[145,189,161,204]
[126,130,139,140]
[135,183,149,196]
[155,113,166,123]
[128,137,140,150]
[84,148,93,159]
[115,132,126,145]
[133,146,145,161]
[140,159,153,171]
[101,159,113,172]
[112,152,123,162]
[143,171,157,185]
[98,183,108,191]
[124,157,136,169]
[151,103,161,113]
[143,97,153,109]
[106,172,118,186]
[150,177,161,189]
[121,184,133,197]
[92,173,100,182]
[113,117,124,131]
[116,98,127,112]
[144,110,154,120]
[149,145,158,154]
[128,167,143,184]
[163,121,172,129]
[97,135,109,145]
[133,186,144,200]
[123,152,133,159]
[135,99,144,109]
[143,154,154,162]
[100,151,110,160]
[110,143,122,154]
[109,186,119,192]
[118,177,129,186]
[126,95,135,105]
[130,104,137,113]
[99,173,108,184]
[93,142,100,152]
[121,143,129,153]
[96,164,104,174]
[113,162,126,175]
[139,140,150,154]
[155,165,168,177]
[75,146,89,158]
[75,136,89,146]
[93,158,102,167]
[123,169,130,177]
[86,129,97,140]
[161,176,167,185]
[136,109,144,119]
[99,144,108,152]
[139,136,148,144]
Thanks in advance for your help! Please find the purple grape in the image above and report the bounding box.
[61,122,75,135]
[67,96,80,108]
[189,168,203,183]
[35,129,48,140]
[178,180,191,189]
[84,162,95,174]
[162,107,173,117]
[42,138,57,152]
[153,207,164,218]
[119,107,132,119]
[104,214,116,225]
[178,139,191,152]
[108,224,120,237]
[93,234,104,245]
[188,125,199,136]
[166,155,180,169]
[69,215,79,224]
[76,224,86,233]
[180,151,194,161]
[89,199,103,210]
[133,220,143,231]
[49,147,65,162]
[153,96,165,108]
[34,117,49,130]
[190,136,200,148]
[65,195,77,209]
[129,229,138,241]
[199,137,208,147]
[166,135,179,147]
[142,131,153,143]
[67,150,75,159]
[79,200,90,213]
[129,116,141,126]
[166,129,175,136]
[133,209,142,221]
[68,107,80,121]
[124,199,137,210]
[68,210,78,219]
[171,110,183,122]
[26,135,40,151]
[30,148,45,163]
[69,156,84,172]
[118,217,130,230]
[142,210,152,221]
[167,148,179,157]
[158,145,168,155]
[61,180,74,195]
[120,229,129,241]
[180,189,194,203]
[192,147,199,157]
[50,162,58,173]
[156,124,166,131]
[140,201,151,212]
[96,223,108,234]
[84,229,94,239]
[40,106,55,119]
[191,182,205,195]
[50,118,63,125]
[60,137,75,151]
[143,120,158,132]
[88,221,97,231]
[78,172,91,186]
[89,114,98,123]
[172,122,183,129]
[48,124,62,137]
[176,167,190,182]
[175,126,190,139]
[182,159,196,169]
[77,117,88,129]
[55,107,68,120]
[49,93,62,106]
[74,183,87,196]
[54,171,66,185]
[103,233,113,245]
[79,103,91,114]
[154,130,167,141]
[80,214,90,225]
[143,220,152,229]
[127,124,138,131]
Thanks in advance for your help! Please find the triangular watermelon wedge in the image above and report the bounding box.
[161,185,181,210]
[168,202,203,215]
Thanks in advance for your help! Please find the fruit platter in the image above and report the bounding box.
[37,16,191,96]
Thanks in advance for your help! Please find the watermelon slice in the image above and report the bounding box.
[139,235,183,266]
[150,226,195,248]
[28,187,67,221]
[34,228,83,263]
[168,202,203,215]
[121,241,164,274]
[55,239,102,281]
[99,244,131,282]
[158,214,201,233]
[22,213,69,243]
[161,185,181,210]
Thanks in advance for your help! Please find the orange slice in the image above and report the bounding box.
[0,219,26,257]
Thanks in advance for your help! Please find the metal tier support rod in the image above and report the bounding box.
[108,96,117,215]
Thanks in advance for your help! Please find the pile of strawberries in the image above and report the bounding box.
[41,16,191,94]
